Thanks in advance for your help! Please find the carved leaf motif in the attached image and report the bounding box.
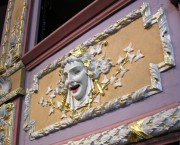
[101,75,109,84]
[110,75,117,84]
[119,66,129,78]
[42,99,48,106]
[116,56,125,65]
[49,107,54,116]
[94,95,100,103]
[61,111,67,119]
[131,86,149,102]
[126,52,135,63]
[134,50,144,62]
[90,43,103,55]
[39,97,44,105]
[123,43,134,53]
[56,101,62,108]
[114,78,122,88]
[46,86,52,95]
[32,83,38,92]
[49,91,56,98]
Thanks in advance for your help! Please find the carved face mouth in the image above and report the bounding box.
[69,84,80,93]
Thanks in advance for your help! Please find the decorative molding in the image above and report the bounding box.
[64,105,180,145]
[0,0,15,73]
[1,61,25,78]
[22,0,135,70]
[0,0,28,73]
[0,87,25,106]
[24,3,175,140]
[0,77,12,97]
[0,61,25,105]
[0,103,15,145]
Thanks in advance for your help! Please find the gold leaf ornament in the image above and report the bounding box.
[129,119,151,142]
[83,60,91,67]
[70,46,86,57]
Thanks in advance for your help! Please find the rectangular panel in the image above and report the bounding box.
[24,3,175,140]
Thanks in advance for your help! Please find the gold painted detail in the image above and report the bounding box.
[0,0,28,73]
[38,41,145,118]
[0,0,15,73]
[24,3,175,140]
[129,119,151,142]
[64,105,180,145]
[0,103,15,145]
[70,45,86,57]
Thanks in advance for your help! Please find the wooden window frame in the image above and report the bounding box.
[22,0,135,70]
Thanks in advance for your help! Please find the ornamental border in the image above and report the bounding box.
[64,104,180,145]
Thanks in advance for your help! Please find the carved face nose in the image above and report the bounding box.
[65,73,73,88]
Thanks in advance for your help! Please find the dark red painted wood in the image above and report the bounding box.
[12,97,22,145]
[22,0,134,70]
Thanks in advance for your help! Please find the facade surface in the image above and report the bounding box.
[0,0,180,145]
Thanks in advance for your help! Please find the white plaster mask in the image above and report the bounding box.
[64,61,88,100]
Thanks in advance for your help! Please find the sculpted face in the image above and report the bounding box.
[64,61,88,100]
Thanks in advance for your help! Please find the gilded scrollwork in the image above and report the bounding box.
[24,3,175,140]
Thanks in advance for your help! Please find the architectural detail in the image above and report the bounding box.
[0,77,12,97]
[0,61,25,105]
[0,87,25,106]
[1,61,24,78]
[0,0,28,73]
[64,105,180,145]
[0,0,15,73]
[24,3,175,140]
[0,103,15,145]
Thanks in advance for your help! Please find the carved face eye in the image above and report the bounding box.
[72,66,83,75]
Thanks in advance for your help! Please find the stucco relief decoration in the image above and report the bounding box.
[0,103,15,145]
[0,0,28,73]
[0,0,27,104]
[65,105,180,145]
[0,77,12,98]
[5,19,21,69]
[24,3,175,140]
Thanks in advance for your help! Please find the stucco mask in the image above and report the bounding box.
[64,61,88,101]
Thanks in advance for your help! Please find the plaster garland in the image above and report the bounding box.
[24,3,175,140]
[64,105,180,145]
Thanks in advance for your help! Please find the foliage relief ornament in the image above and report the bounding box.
[64,105,180,145]
[0,77,12,97]
[38,42,144,117]
[24,3,175,140]
[0,0,28,73]
[0,103,15,145]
